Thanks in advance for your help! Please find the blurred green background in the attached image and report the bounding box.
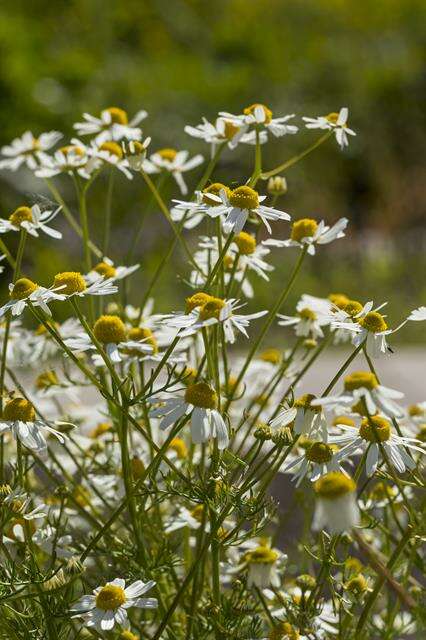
[0,0,425,341]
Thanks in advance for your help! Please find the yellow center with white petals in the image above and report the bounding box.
[89,422,112,438]
[326,112,340,124]
[59,145,85,157]
[184,382,217,409]
[290,219,318,242]
[359,416,391,442]
[95,584,127,610]
[127,326,158,353]
[9,206,33,227]
[344,371,378,391]
[36,370,59,389]
[10,278,38,300]
[185,291,213,314]
[53,271,86,295]
[359,311,388,333]
[99,142,123,159]
[244,103,273,124]
[94,261,116,278]
[345,575,368,594]
[229,186,259,210]
[222,120,241,140]
[105,107,128,124]
[260,348,281,365]
[328,293,349,310]
[298,307,317,321]
[245,545,278,565]
[157,148,177,161]
[343,300,363,316]
[202,182,231,206]
[333,415,355,427]
[3,398,35,422]
[306,442,333,463]
[294,393,321,413]
[234,231,256,255]
[199,297,225,321]
[93,315,127,344]
[314,472,356,498]
[269,621,299,640]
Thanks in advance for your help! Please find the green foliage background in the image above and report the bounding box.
[0,0,425,340]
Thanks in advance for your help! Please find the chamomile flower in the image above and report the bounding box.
[220,103,298,139]
[85,257,139,284]
[71,577,157,632]
[0,397,67,456]
[277,297,330,339]
[408,306,426,321]
[0,278,66,318]
[143,148,204,194]
[303,107,356,149]
[330,415,424,476]
[122,138,151,171]
[281,441,341,486]
[216,185,291,234]
[2,487,47,521]
[171,183,232,229]
[185,115,267,155]
[312,472,359,533]
[86,140,133,179]
[51,271,118,299]
[166,293,267,344]
[312,371,404,419]
[0,204,62,239]
[264,217,348,255]
[239,541,287,588]
[164,503,207,533]
[149,382,229,449]
[74,106,147,144]
[0,130,62,171]
[35,143,91,179]
[270,394,327,440]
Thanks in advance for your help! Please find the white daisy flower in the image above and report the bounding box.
[0,278,66,318]
[220,103,299,139]
[71,577,157,632]
[35,143,91,179]
[278,297,331,339]
[85,139,133,179]
[0,130,62,171]
[149,382,229,449]
[408,306,426,321]
[312,472,359,533]
[0,204,62,240]
[264,217,348,255]
[0,397,67,456]
[303,107,356,149]
[330,415,424,476]
[32,524,73,558]
[142,148,204,195]
[270,393,327,441]
[185,115,267,155]
[312,370,404,419]
[281,441,342,486]
[51,271,118,299]
[165,293,267,344]
[171,182,232,229]
[239,542,287,588]
[164,503,207,534]
[85,257,139,284]
[122,137,151,171]
[73,106,147,144]
[3,487,47,521]
[213,185,290,234]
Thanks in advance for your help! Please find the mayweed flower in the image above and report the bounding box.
[143,148,204,194]
[270,394,327,440]
[149,382,229,449]
[330,415,424,476]
[122,138,151,171]
[217,185,291,234]
[312,472,359,533]
[277,297,330,339]
[312,371,405,419]
[267,175,288,196]
[185,115,266,154]
[241,542,287,588]
[220,103,298,139]
[86,140,133,179]
[0,278,66,318]
[281,441,341,486]
[166,293,267,343]
[265,217,348,255]
[171,182,232,229]
[35,143,91,179]
[303,107,356,149]
[71,578,157,631]
[0,397,66,456]
[74,106,148,144]
[0,130,62,171]
[0,204,62,239]
[408,306,426,321]
[51,271,118,298]
[2,486,47,521]
[85,258,139,284]
[164,503,207,534]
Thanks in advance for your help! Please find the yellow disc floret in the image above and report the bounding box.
[199,297,226,321]
[95,584,126,610]
[202,182,231,206]
[94,261,116,279]
[244,103,273,124]
[298,307,317,321]
[344,371,378,391]
[185,292,213,314]
[105,107,128,125]
[359,311,388,333]
[260,348,281,365]
[290,218,318,242]
[233,231,256,255]
[35,370,59,390]
[343,300,363,316]
[10,277,38,300]
[89,422,112,438]
[306,442,334,464]
[99,141,123,159]
[157,148,177,162]
[93,315,127,344]
[184,382,218,409]
[229,186,259,210]
[222,120,241,140]
[359,415,391,442]
[326,112,341,124]
[190,504,204,522]
[127,326,158,353]
[169,437,188,459]
[245,545,278,565]
[345,575,368,594]
[3,398,35,422]
[328,293,349,310]
[53,272,86,295]
[333,415,355,427]
[314,472,356,499]
[9,206,33,227]
[120,631,139,640]
[294,393,321,413]
[268,621,299,640]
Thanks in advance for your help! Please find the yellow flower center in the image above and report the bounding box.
[359,311,388,333]
[343,300,363,316]
[157,148,177,161]
[93,315,127,344]
[314,472,356,498]
[185,382,218,409]
[99,142,123,158]
[53,271,86,295]
[370,481,396,501]
[222,120,241,140]
[35,321,59,335]
[244,103,273,124]
[233,231,256,255]
[59,145,85,157]
[303,338,317,349]
[345,575,368,594]
[169,437,188,459]
[190,504,204,522]
[294,393,321,413]
[260,348,281,365]
[326,112,340,124]
[198,297,226,321]
[9,206,33,227]
[408,404,423,417]
[10,277,38,300]
[94,261,116,278]
[328,292,349,310]
[35,370,59,390]
[359,416,391,442]
[202,182,231,206]
[120,631,139,640]
[245,545,278,565]
[344,371,378,391]
[126,140,145,156]
[333,415,355,427]
[298,307,317,321]
[229,186,259,210]
[290,218,318,242]
[223,254,234,271]
[95,584,127,610]
[185,291,213,314]
[3,398,35,422]
[89,422,112,438]
[127,326,158,353]
[105,107,128,125]
[269,622,299,640]
[306,442,334,463]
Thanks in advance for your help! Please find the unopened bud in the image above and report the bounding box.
[267,176,287,196]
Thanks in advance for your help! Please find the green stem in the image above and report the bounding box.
[261,130,333,179]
